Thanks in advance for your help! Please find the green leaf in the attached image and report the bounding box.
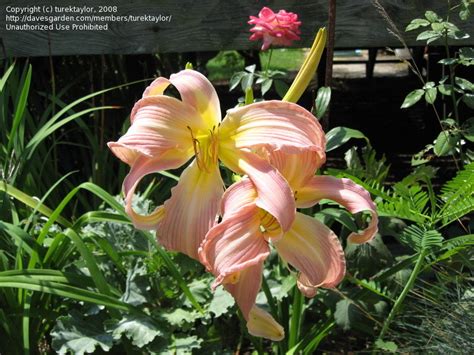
[416,30,441,43]
[110,315,162,348]
[455,77,474,91]
[398,225,443,252]
[438,58,458,65]
[173,335,202,353]
[459,0,472,20]
[334,299,364,331]
[120,263,149,306]
[315,208,358,232]
[51,312,113,355]
[0,62,15,93]
[260,78,273,95]
[462,117,474,142]
[314,86,331,118]
[459,47,474,66]
[162,308,200,326]
[240,72,254,91]
[405,18,430,31]
[375,339,398,352]
[434,131,459,156]
[425,87,437,104]
[401,89,424,108]
[229,72,245,91]
[463,93,474,109]
[208,285,235,318]
[325,127,367,152]
[425,10,441,23]
[245,64,256,74]
[431,22,445,32]
[274,79,289,98]
[438,84,453,96]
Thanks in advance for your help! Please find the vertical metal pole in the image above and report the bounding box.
[322,0,336,130]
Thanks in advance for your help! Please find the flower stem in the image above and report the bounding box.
[377,248,427,341]
[261,276,278,317]
[288,286,304,349]
[265,48,273,77]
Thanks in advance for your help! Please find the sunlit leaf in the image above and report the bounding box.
[51,312,113,355]
[401,89,424,108]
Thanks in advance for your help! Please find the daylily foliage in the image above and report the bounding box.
[109,69,377,340]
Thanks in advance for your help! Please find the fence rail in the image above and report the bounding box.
[1,0,473,58]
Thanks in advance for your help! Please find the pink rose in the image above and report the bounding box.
[248,7,302,51]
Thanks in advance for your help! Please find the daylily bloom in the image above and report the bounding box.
[108,69,324,260]
[248,7,302,51]
[199,148,378,340]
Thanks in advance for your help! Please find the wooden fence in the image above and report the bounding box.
[1,0,473,57]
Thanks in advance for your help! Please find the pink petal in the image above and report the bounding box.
[219,100,325,154]
[265,149,325,192]
[122,150,192,230]
[168,70,221,128]
[158,159,224,260]
[297,176,378,243]
[142,77,171,97]
[273,212,346,296]
[219,149,295,232]
[224,261,263,318]
[198,203,270,287]
[219,178,258,219]
[142,70,221,128]
[110,95,205,165]
[247,306,285,341]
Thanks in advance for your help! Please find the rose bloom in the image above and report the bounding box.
[248,7,301,50]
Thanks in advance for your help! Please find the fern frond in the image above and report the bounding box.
[398,225,443,252]
[437,162,474,226]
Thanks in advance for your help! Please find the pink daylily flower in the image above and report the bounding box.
[248,7,302,51]
[108,69,324,260]
[199,149,378,340]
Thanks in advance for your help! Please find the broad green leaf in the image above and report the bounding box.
[438,84,453,96]
[51,312,113,355]
[405,18,430,31]
[434,131,458,156]
[180,278,211,307]
[245,64,256,73]
[208,285,235,318]
[455,77,474,91]
[173,335,202,354]
[315,208,358,232]
[120,263,149,306]
[229,72,245,91]
[416,30,441,42]
[375,339,398,352]
[401,89,424,108]
[334,299,365,331]
[110,315,162,348]
[462,117,474,142]
[325,127,367,152]
[459,47,474,66]
[463,93,474,109]
[425,87,437,104]
[162,309,200,326]
[274,79,289,98]
[431,22,445,32]
[240,72,254,91]
[314,86,331,118]
[425,10,441,22]
[260,78,273,95]
[438,58,458,66]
